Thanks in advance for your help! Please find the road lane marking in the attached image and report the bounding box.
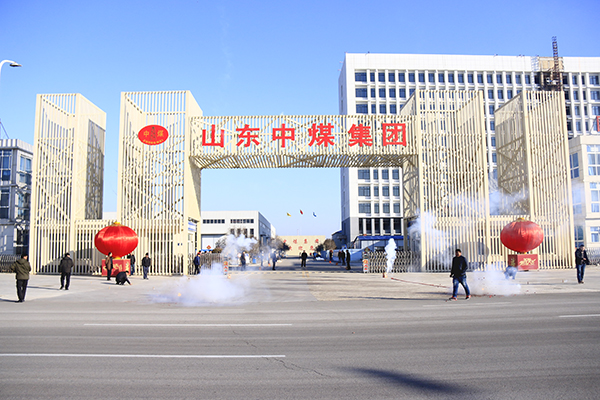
[83,323,292,327]
[558,314,600,318]
[422,302,513,308]
[0,353,285,358]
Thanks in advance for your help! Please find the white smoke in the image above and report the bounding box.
[407,211,452,267]
[222,234,257,262]
[468,264,521,296]
[385,238,397,274]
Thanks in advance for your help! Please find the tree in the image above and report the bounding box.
[323,238,336,250]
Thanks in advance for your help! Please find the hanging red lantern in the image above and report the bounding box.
[94,222,139,258]
[500,218,544,253]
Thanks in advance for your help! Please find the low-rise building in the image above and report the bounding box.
[200,210,275,250]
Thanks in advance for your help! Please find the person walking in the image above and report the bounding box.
[575,245,589,284]
[105,252,113,281]
[345,249,351,270]
[141,253,151,279]
[127,253,136,275]
[301,250,308,269]
[339,250,346,266]
[59,253,74,290]
[193,251,201,275]
[449,249,471,300]
[10,254,31,303]
[271,251,277,271]
[240,252,247,271]
[329,249,333,263]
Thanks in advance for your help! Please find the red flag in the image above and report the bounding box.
[300,210,304,215]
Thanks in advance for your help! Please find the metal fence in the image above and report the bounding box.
[0,255,19,273]
[186,253,224,275]
[362,250,421,273]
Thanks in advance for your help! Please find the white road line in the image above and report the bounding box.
[0,354,285,358]
[83,323,292,327]
[422,302,513,308]
[558,314,600,318]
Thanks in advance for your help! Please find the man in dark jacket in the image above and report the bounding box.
[193,252,201,274]
[10,254,31,303]
[141,253,151,279]
[575,245,589,284]
[59,253,74,290]
[301,250,308,269]
[115,271,131,285]
[127,253,136,275]
[449,249,471,300]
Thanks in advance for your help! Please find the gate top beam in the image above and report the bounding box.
[189,114,418,169]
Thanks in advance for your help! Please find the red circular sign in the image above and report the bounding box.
[138,125,169,145]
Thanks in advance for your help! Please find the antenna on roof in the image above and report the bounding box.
[0,119,10,140]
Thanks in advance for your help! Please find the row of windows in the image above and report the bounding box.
[355,71,538,85]
[359,185,401,197]
[565,90,600,101]
[203,219,225,224]
[358,203,401,214]
[358,169,400,180]
[356,71,600,86]
[358,217,402,235]
[231,219,255,224]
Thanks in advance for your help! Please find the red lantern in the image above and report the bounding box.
[94,222,139,258]
[500,218,544,253]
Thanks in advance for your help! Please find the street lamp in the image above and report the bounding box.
[0,59,22,87]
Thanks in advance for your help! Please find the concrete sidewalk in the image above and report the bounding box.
[0,260,598,304]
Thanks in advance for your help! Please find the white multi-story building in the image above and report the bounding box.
[339,53,600,247]
[200,210,275,250]
[0,139,33,255]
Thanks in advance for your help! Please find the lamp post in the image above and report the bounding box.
[0,59,22,88]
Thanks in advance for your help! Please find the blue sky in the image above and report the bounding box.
[0,0,598,236]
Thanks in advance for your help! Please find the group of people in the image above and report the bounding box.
[105,252,152,283]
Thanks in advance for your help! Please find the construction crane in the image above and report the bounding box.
[539,37,563,91]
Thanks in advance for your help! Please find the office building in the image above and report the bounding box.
[0,139,33,255]
[200,210,275,250]
[339,53,600,247]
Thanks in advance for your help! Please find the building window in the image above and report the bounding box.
[382,203,390,214]
[575,106,580,116]
[359,203,371,214]
[572,75,578,85]
[582,76,586,85]
[1,151,11,182]
[393,186,400,196]
[0,188,9,219]
[468,74,474,84]
[373,186,379,196]
[393,203,401,213]
[487,74,493,84]
[399,88,406,98]
[525,75,531,84]
[383,219,391,233]
[592,106,600,116]
[588,146,600,175]
[591,91,600,100]
[489,105,495,115]
[356,104,368,114]
[591,183,600,212]
[398,73,405,82]
[382,186,389,196]
[488,90,494,99]
[591,227,600,243]
[409,73,415,82]
[379,72,385,82]
[355,72,367,82]
[438,73,445,83]
[380,104,386,114]
[370,72,375,82]
[590,75,599,85]
[389,88,396,98]
[419,73,425,82]
[374,203,380,214]
[507,90,513,99]
[575,226,584,248]
[458,74,464,83]
[490,121,495,131]
[392,169,399,180]
[448,73,454,83]
[515,74,521,84]
[371,104,376,114]
[382,169,389,180]
[576,121,582,132]
[358,186,371,196]
[497,90,504,100]
[390,104,397,114]
[573,188,582,214]
[573,91,579,101]
[355,88,367,98]
[409,88,415,96]
[370,88,375,98]
[506,75,512,84]
[358,169,370,179]
[428,73,435,83]
[388,72,395,83]
[373,170,378,180]
[497,75,503,84]
[491,137,496,147]
[379,88,386,98]
[492,153,497,163]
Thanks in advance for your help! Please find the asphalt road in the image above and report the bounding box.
[1,263,599,399]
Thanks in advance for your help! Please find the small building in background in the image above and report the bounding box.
[200,210,275,250]
[0,139,33,255]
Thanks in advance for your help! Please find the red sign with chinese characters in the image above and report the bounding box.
[507,254,539,271]
[138,125,169,145]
